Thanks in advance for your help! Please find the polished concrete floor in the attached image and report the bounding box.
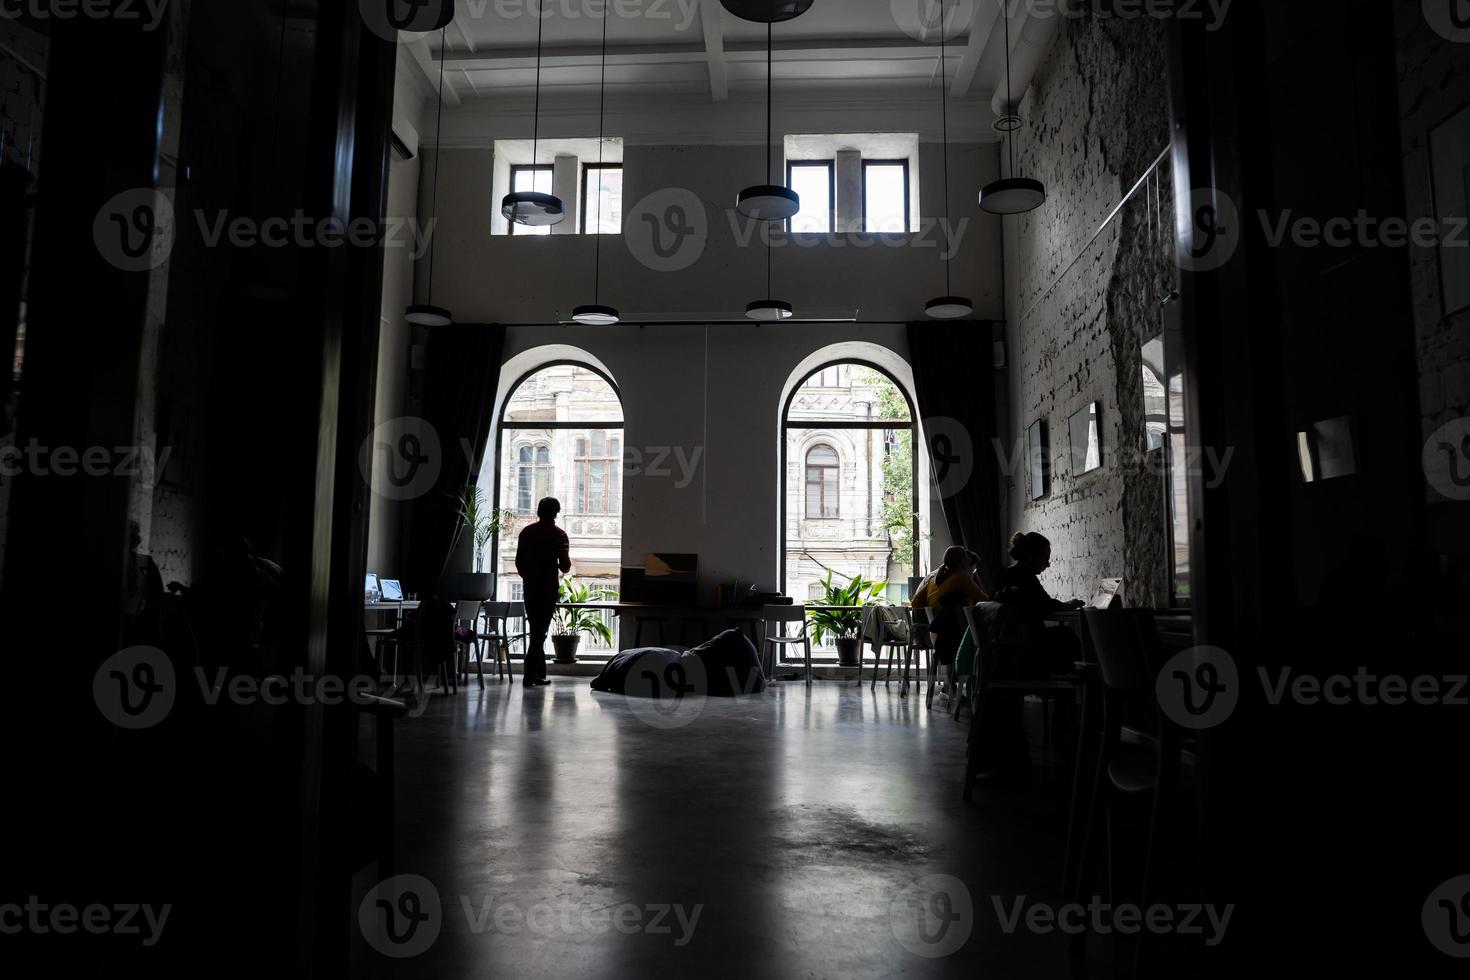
[379,677,1191,979]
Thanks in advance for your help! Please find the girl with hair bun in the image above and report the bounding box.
[994,530,1085,672]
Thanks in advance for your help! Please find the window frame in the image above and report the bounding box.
[508,164,555,236]
[779,360,918,597]
[580,162,624,235]
[574,429,623,515]
[860,158,912,234]
[785,159,835,234]
[514,441,554,515]
[803,444,841,520]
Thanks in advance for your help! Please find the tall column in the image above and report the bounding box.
[835,149,863,232]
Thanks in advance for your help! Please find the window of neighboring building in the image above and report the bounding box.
[582,164,623,234]
[786,160,834,234]
[805,445,841,519]
[516,443,553,513]
[509,165,554,236]
[575,430,622,514]
[863,160,910,233]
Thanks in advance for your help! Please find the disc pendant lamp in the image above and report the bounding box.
[736,24,799,222]
[719,0,814,22]
[501,7,565,228]
[573,4,619,325]
[746,216,793,321]
[926,0,973,320]
[979,0,1046,215]
[407,27,454,326]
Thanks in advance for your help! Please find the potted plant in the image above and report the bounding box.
[808,570,888,667]
[551,576,617,664]
[452,485,515,599]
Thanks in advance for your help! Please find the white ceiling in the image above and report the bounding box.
[406,0,1059,121]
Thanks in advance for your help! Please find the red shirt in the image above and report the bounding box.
[514,519,571,589]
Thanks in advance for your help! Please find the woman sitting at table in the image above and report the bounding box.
[912,546,990,667]
[994,531,1084,675]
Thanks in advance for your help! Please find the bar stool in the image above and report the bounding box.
[761,605,812,684]
[633,614,667,647]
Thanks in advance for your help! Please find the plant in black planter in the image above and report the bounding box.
[453,485,515,599]
[807,570,888,667]
[551,577,616,664]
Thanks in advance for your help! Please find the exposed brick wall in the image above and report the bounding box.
[1395,1,1470,471]
[1004,13,1174,606]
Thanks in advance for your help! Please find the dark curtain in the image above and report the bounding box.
[405,323,506,595]
[907,322,1004,591]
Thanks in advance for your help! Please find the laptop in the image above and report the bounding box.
[364,572,381,602]
[380,578,404,601]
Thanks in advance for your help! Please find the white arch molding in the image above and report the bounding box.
[777,341,935,594]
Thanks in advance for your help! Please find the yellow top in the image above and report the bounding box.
[911,570,989,610]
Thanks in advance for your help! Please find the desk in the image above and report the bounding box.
[365,601,419,680]
[556,603,868,652]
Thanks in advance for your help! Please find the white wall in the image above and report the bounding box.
[476,332,953,602]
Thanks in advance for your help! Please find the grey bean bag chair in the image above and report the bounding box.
[589,630,765,698]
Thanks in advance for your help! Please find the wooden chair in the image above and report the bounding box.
[960,602,1080,800]
[864,605,911,690]
[761,605,812,685]
[452,600,486,689]
[906,606,937,701]
[1072,609,1189,978]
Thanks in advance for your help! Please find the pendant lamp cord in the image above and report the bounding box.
[427,26,447,305]
[1001,0,1016,177]
[940,0,951,296]
[767,22,773,187]
[593,2,608,304]
[532,5,544,168]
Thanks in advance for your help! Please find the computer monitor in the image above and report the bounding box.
[380,578,403,601]
[643,553,697,604]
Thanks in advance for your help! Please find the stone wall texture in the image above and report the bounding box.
[1003,12,1175,607]
[1395,0,1470,481]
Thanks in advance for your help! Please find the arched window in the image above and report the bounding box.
[782,362,916,621]
[494,364,624,650]
[804,445,840,518]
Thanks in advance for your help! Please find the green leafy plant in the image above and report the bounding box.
[455,485,516,574]
[553,576,618,642]
[806,570,888,645]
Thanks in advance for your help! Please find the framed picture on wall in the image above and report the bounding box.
[1070,401,1103,476]
[1027,419,1049,501]
[1429,101,1470,316]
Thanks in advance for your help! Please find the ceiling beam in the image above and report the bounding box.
[699,0,728,102]
[951,0,999,98]
[409,36,461,106]
[440,38,960,73]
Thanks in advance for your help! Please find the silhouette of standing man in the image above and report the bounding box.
[514,497,571,687]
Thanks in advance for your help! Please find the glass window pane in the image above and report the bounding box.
[583,165,623,234]
[788,163,832,234]
[864,163,908,233]
[502,366,624,425]
[591,431,605,456]
[511,167,553,236]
